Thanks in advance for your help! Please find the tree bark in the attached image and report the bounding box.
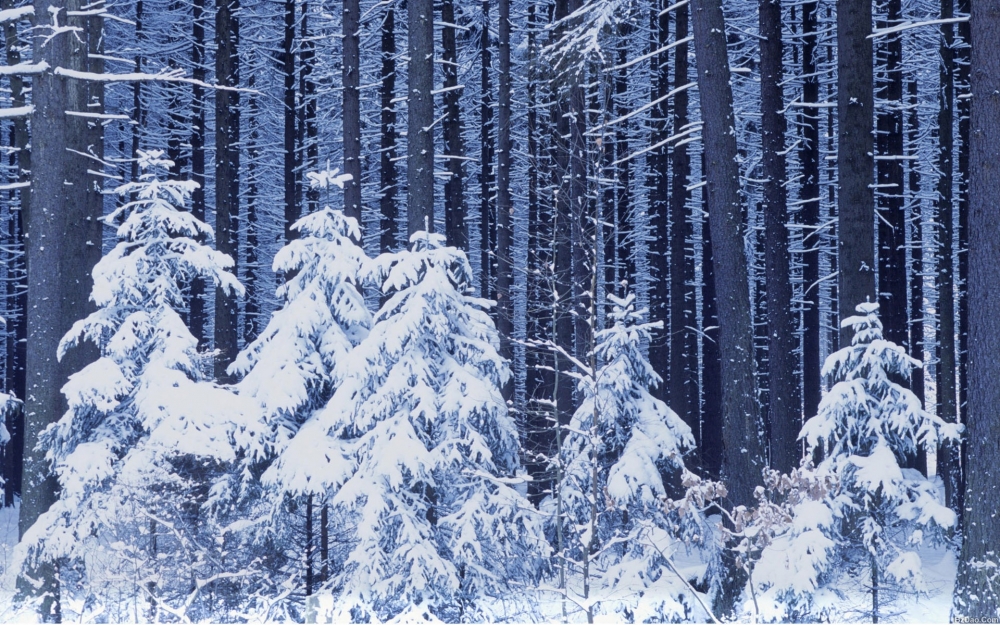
[442,0,466,249]
[21,1,105,618]
[214,0,240,382]
[760,0,800,474]
[343,0,361,225]
[479,0,494,297]
[648,0,670,411]
[836,0,876,334]
[283,0,298,241]
[953,0,1000,613]
[799,0,822,423]
[496,0,513,400]
[407,0,435,236]
[379,4,398,254]
[690,0,765,612]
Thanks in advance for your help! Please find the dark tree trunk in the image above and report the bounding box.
[189,0,207,346]
[690,0,765,612]
[283,0,298,241]
[379,4,398,254]
[837,0,876,333]
[480,0,494,297]
[701,188,723,479]
[551,0,576,430]
[648,0,670,411]
[669,1,697,457]
[496,0,513,400]
[2,0,29,507]
[800,0,821,423]
[613,29,634,297]
[301,3,318,216]
[760,0,800,474]
[21,1,105,618]
[244,78,260,344]
[442,0,466,249]
[214,0,240,382]
[875,0,907,350]
[955,0,970,500]
[343,0,361,225]
[936,0,960,512]
[906,78,924,404]
[953,0,1000,613]
[408,0,435,236]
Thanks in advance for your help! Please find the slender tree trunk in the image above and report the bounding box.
[760,0,800,474]
[955,0,970,506]
[800,0,821,422]
[214,0,240,382]
[283,0,298,241]
[876,0,907,354]
[301,3,318,216]
[701,187,724,479]
[21,1,105,618]
[669,0,698,457]
[953,0,1000,611]
[442,0,466,249]
[496,0,513,400]
[648,0,670,410]
[245,79,260,344]
[343,0,361,225]
[690,0,765,612]
[380,4,398,253]
[480,0,494,297]
[837,0,876,332]
[2,0,29,507]
[190,0,207,346]
[408,0,435,236]
[906,78,924,404]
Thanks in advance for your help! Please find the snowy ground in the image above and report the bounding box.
[0,501,958,623]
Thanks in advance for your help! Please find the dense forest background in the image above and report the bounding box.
[0,0,997,620]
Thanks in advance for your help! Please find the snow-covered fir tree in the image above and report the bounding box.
[228,168,369,490]
[543,290,708,622]
[291,231,545,622]
[786,302,962,621]
[13,151,254,621]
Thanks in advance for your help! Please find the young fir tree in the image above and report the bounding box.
[14,151,253,620]
[544,291,707,622]
[794,302,961,621]
[289,232,545,622]
[227,167,368,486]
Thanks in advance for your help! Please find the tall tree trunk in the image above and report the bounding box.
[343,0,361,225]
[245,79,260,344]
[875,0,907,350]
[301,3,318,216]
[760,0,800,474]
[648,0,670,412]
[936,0,960,511]
[690,0,765,613]
[190,0,207,345]
[442,0,466,248]
[836,0,876,333]
[479,0,494,297]
[953,0,1000,613]
[21,1,105,618]
[800,0,821,422]
[408,0,435,236]
[2,0,29,507]
[701,186,724,480]
[669,0,697,457]
[955,0,970,502]
[379,4,398,253]
[215,0,240,382]
[283,0,298,241]
[906,78,924,404]
[496,0,513,400]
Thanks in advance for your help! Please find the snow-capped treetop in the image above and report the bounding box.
[228,206,370,467]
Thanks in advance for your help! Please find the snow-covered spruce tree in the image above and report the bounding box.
[543,290,709,622]
[13,151,255,622]
[794,302,961,622]
[221,169,370,617]
[297,231,545,622]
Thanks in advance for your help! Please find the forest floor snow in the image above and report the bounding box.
[0,501,960,623]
